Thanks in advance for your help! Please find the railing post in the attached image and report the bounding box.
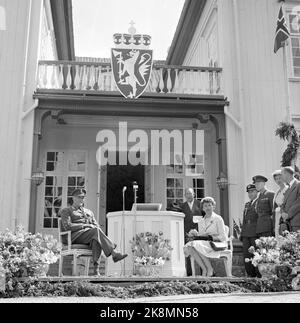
[158,67,164,93]
[36,60,223,96]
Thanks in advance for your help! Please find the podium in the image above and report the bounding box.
[106,210,186,277]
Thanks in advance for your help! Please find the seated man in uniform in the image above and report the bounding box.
[59,188,127,276]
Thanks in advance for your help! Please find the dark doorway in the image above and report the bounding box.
[106,164,145,213]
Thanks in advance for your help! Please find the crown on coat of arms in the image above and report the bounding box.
[113,21,151,49]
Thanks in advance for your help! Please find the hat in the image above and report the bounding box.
[71,188,87,197]
[272,170,282,178]
[246,184,257,192]
[252,175,268,183]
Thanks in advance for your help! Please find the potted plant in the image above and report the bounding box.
[130,231,173,277]
[246,236,280,278]
[0,226,61,279]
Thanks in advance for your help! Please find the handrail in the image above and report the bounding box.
[38,60,223,72]
[36,60,223,96]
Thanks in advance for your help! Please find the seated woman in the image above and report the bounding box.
[183,197,227,277]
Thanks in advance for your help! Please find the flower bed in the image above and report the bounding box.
[0,278,295,299]
[0,227,61,282]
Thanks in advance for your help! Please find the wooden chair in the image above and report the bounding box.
[190,225,234,277]
[57,218,93,276]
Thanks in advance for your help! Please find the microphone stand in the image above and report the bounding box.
[132,181,138,274]
[121,186,127,277]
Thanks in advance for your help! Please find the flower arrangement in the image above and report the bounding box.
[0,226,61,279]
[130,231,173,266]
[246,236,281,267]
[278,231,300,267]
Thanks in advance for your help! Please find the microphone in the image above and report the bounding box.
[122,186,127,193]
[133,181,138,190]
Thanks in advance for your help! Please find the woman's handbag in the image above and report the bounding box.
[279,220,291,235]
[209,241,227,251]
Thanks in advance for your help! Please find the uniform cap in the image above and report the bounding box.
[246,184,257,192]
[252,175,268,183]
[71,188,87,197]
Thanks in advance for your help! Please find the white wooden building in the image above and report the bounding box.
[0,0,299,243]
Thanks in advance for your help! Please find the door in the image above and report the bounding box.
[106,164,145,213]
[36,150,87,236]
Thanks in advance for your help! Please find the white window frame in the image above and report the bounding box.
[286,6,300,78]
[38,149,88,232]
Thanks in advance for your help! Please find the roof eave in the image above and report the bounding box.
[166,0,207,66]
[50,0,75,61]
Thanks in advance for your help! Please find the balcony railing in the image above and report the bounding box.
[37,60,223,96]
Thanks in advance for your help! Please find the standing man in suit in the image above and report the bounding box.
[181,188,203,276]
[253,175,275,237]
[241,184,260,277]
[281,167,300,232]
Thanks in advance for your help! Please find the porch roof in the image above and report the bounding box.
[34,88,228,118]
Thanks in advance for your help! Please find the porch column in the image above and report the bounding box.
[29,110,50,233]
[197,113,229,225]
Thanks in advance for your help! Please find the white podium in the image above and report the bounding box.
[106,210,186,277]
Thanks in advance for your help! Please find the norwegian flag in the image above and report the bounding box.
[274,3,290,53]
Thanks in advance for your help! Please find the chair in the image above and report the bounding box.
[190,225,233,277]
[57,218,93,276]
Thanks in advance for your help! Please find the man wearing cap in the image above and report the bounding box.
[59,188,127,276]
[281,167,300,233]
[253,175,275,237]
[241,184,259,277]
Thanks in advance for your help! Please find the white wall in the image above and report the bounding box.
[0,0,56,231]
[180,0,299,226]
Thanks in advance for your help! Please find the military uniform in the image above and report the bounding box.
[59,188,126,272]
[60,205,116,264]
[241,184,259,277]
[252,175,275,237]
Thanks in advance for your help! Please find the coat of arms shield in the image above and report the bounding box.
[111,30,153,99]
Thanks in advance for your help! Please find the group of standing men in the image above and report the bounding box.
[241,166,300,277]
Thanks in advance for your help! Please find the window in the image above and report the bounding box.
[44,175,63,228]
[165,154,205,208]
[166,165,184,209]
[288,12,300,77]
[42,150,87,229]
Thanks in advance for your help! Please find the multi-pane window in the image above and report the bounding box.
[288,12,300,77]
[43,151,86,229]
[166,165,184,209]
[166,154,205,209]
[193,178,205,200]
[67,176,86,206]
[44,175,63,228]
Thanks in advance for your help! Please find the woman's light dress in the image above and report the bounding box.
[183,212,227,259]
[274,186,288,238]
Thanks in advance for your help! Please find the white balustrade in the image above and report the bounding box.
[37,60,223,96]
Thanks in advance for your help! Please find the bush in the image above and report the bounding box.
[0,278,293,299]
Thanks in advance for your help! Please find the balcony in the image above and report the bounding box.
[36,60,223,98]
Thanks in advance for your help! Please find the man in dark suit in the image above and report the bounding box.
[241,184,259,277]
[281,167,300,232]
[59,188,127,276]
[180,188,203,276]
[253,175,275,237]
